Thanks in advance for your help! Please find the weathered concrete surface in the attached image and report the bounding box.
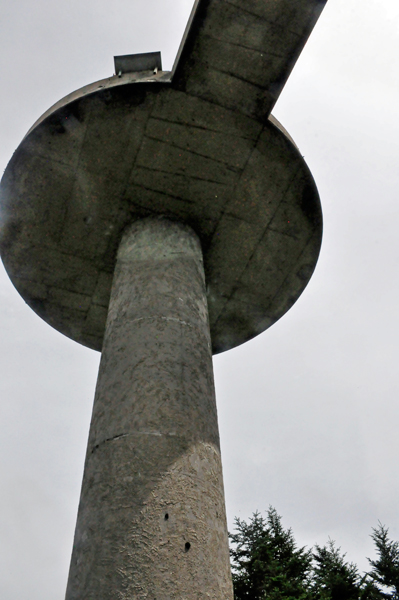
[65,218,233,599]
[0,0,326,354]
[173,0,328,118]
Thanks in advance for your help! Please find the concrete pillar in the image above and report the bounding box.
[65,218,233,599]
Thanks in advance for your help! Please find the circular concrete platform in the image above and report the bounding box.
[0,71,322,354]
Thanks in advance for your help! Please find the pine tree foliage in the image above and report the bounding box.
[230,508,314,599]
[312,540,380,600]
[312,540,360,599]
[368,524,399,599]
[229,509,399,600]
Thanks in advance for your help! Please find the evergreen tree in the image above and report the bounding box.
[230,507,313,599]
[311,540,380,600]
[229,509,390,600]
[368,523,399,599]
[312,540,360,599]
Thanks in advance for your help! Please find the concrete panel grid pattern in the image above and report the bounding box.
[0,94,321,354]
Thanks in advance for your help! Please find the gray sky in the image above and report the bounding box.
[1,0,399,598]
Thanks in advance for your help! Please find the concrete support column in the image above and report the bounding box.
[65,218,233,599]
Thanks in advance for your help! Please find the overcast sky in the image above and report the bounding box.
[1,0,399,598]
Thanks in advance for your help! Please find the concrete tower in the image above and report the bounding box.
[0,1,327,598]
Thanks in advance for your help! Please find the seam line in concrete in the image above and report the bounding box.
[222,0,302,38]
[197,64,267,93]
[126,316,196,328]
[148,115,257,140]
[141,135,241,175]
[133,163,233,187]
[91,431,183,454]
[143,133,244,172]
[202,32,287,59]
[212,163,302,328]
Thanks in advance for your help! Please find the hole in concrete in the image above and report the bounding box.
[164,513,169,521]
[185,542,191,552]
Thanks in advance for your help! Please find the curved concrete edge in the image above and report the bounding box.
[22,72,297,151]
[0,78,322,356]
[23,70,172,141]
